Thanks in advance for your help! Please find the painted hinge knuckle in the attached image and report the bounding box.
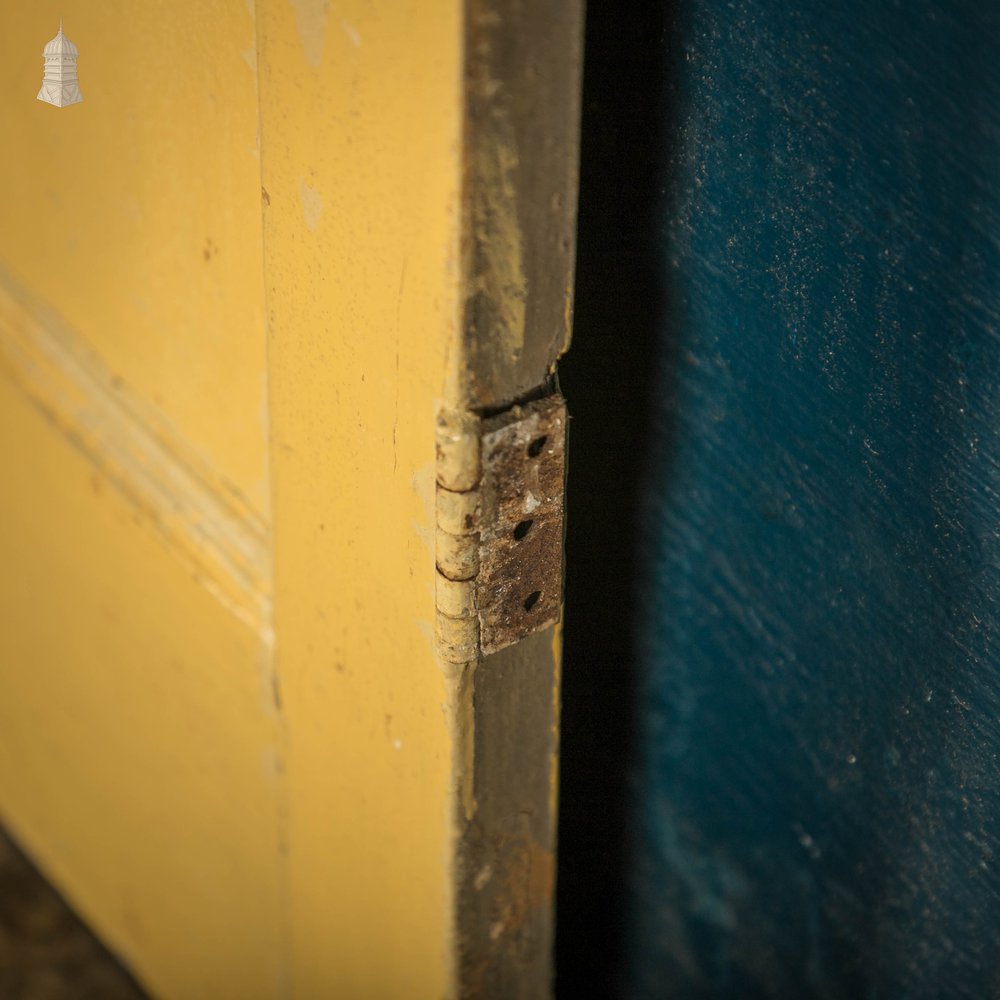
[435,395,567,663]
[435,410,483,665]
[436,609,481,664]
[436,410,482,492]
[437,526,481,581]
[436,574,477,619]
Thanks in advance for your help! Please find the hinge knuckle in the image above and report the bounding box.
[436,487,481,536]
[436,526,480,581]
[436,609,481,663]
[436,574,477,620]
[436,409,481,492]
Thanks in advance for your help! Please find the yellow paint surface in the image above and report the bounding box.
[0,0,466,997]
[257,0,463,994]
[0,374,283,999]
[1,3,269,514]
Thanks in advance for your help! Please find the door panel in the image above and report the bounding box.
[0,375,282,998]
[0,2,582,997]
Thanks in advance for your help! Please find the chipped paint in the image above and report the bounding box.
[290,0,329,69]
[340,19,361,47]
[456,0,582,412]
[297,179,324,232]
[459,663,478,822]
[465,136,527,380]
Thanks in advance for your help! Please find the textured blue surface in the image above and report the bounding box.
[629,1,1000,996]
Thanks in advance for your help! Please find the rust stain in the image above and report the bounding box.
[460,832,555,998]
[501,837,554,923]
[477,396,566,653]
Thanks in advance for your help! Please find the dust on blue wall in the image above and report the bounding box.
[626,1,1000,996]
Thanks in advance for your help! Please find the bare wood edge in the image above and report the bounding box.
[456,629,562,999]
[0,259,272,642]
[450,0,583,413]
[442,2,583,996]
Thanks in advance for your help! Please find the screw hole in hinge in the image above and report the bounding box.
[527,436,547,458]
[513,519,533,541]
[523,590,542,612]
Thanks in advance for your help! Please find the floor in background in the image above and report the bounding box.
[0,830,147,999]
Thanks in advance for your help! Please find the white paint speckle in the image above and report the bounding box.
[393,739,402,751]
[291,0,329,69]
[341,19,361,47]
[524,491,540,514]
[298,179,324,232]
[793,822,822,859]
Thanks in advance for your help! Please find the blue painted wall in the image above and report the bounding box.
[619,1,1000,997]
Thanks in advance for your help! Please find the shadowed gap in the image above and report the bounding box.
[556,2,678,995]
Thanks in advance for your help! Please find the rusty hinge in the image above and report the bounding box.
[435,394,567,663]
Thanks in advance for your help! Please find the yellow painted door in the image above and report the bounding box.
[0,3,581,998]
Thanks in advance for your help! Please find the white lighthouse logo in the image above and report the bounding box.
[37,20,83,108]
